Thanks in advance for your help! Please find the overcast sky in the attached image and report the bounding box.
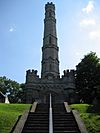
[0,0,100,83]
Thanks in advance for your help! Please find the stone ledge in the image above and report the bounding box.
[13,110,29,133]
[30,102,38,112]
[64,102,71,112]
[72,110,88,133]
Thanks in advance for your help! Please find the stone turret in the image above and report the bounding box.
[63,69,75,78]
[26,69,39,83]
[62,69,76,89]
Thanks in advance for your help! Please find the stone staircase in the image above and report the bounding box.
[53,104,80,133]
[21,104,49,133]
[21,103,81,133]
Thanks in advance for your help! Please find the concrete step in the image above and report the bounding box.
[23,126,48,129]
[24,123,48,126]
[54,131,80,133]
[25,121,48,124]
[54,126,78,130]
[22,130,48,133]
[53,123,77,127]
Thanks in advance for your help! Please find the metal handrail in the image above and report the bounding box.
[49,93,53,133]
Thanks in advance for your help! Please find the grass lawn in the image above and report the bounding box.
[0,103,31,133]
[70,104,100,133]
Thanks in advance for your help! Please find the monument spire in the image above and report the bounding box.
[41,2,59,79]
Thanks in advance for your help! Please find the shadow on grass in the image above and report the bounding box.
[86,104,100,114]
[10,115,21,133]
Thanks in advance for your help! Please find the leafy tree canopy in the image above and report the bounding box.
[76,52,100,103]
[0,76,25,103]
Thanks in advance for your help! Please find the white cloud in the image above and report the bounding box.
[9,27,14,32]
[82,1,94,14]
[89,31,100,39]
[9,25,16,32]
[80,19,96,26]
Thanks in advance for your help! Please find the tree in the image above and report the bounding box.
[0,76,25,103]
[76,52,100,103]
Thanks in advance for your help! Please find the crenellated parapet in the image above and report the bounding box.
[26,69,38,75]
[63,69,75,77]
[45,2,55,9]
[26,69,39,83]
[62,69,75,85]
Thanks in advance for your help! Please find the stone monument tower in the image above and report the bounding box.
[25,2,76,104]
[41,3,59,79]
